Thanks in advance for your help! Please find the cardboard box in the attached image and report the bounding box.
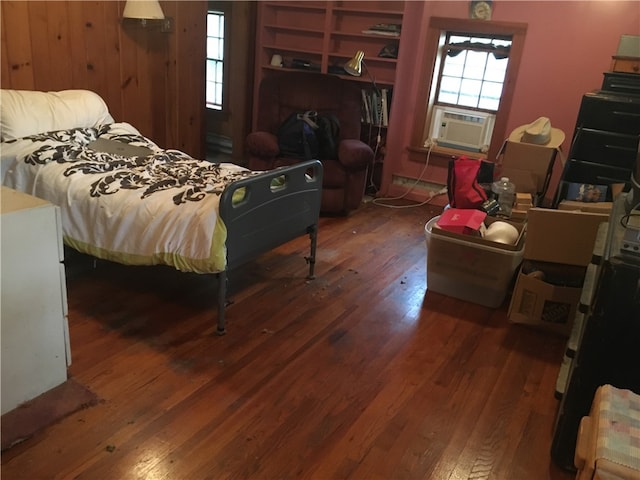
[496,140,560,197]
[508,205,606,335]
[508,267,582,336]
[557,200,614,215]
[524,208,607,266]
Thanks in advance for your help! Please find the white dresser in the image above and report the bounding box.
[1,187,71,415]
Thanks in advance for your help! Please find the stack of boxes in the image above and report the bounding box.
[507,208,607,336]
[424,118,611,323]
[512,192,534,220]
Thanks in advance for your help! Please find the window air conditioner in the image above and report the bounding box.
[430,106,495,152]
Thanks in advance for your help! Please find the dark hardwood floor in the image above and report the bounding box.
[1,200,575,479]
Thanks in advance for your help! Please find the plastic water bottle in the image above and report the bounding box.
[491,177,516,217]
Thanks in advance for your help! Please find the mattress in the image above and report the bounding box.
[1,122,259,273]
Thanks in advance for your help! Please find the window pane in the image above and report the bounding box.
[206,59,215,78]
[438,76,462,104]
[207,38,217,58]
[484,55,508,82]
[458,78,482,107]
[216,61,223,83]
[215,83,223,106]
[479,81,503,110]
[207,12,222,37]
[463,50,488,80]
[442,51,466,77]
[217,39,224,61]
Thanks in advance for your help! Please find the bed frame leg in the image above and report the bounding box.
[216,270,227,336]
[305,224,318,280]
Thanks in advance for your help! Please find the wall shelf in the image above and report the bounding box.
[256,1,404,82]
[254,0,405,178]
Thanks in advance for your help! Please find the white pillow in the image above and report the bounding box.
[0,89,114,141]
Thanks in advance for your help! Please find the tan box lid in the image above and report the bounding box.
[558,200,613,215]
[497,140,559,194]
[524,208,607,266]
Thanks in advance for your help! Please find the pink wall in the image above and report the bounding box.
[383,1,640,203]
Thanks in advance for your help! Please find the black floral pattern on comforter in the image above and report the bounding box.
[12,125,258,205]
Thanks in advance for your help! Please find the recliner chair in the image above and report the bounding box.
[246,71,374,214]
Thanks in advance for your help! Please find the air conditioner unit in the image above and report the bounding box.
[430,106,495,152]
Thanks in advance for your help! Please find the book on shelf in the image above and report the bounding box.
[380,89,389,127]
[361,89,371,124]
[369,23,402,33]
[361,29,400,37]
[360,88,392,127]
[362,23,401,37]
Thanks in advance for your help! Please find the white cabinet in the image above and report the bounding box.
[1,187,71,415]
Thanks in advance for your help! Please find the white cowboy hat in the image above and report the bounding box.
[508,117,565,148]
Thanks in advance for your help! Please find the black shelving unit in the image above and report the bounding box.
[554,73,640,206]
[550,193,640,470]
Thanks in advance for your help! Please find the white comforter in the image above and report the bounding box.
[1,122,257,273]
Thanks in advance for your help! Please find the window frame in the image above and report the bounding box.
[435,32,512,112]
[411,17,527,161]
[206,2,231,116]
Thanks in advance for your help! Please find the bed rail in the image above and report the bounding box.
[216,160,323,334]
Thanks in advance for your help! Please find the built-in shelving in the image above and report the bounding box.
[254,1,405,129]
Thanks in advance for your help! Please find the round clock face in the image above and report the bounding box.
[471,1,492,20]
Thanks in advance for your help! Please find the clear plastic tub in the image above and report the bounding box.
[424,215,524,308]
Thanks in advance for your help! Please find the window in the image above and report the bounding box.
[206,10,225,110]
[436,33,512,111]
[426,32,512,152]
[413,17,527,159]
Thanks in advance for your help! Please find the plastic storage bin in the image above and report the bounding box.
[425,215,524,308]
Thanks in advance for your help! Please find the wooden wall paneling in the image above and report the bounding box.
[163,1,179,149]
[133,30,155,140]
[119,24,147,136]
[1,8,11,87]
[81,1,111,110]
[227,2,256,164]
[26,2,52,91]
[173,1,206,159]
[67,1,90,91]
[103,1,124,122]
[146,31,169,147]
[0,0,206,161]
[1,1,36,89]
[42,1,74,91]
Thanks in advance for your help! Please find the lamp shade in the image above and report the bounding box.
[123,0,165,20]
[344,50,365,77]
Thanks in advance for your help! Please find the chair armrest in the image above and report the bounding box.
[337,139,374,171]
[246,131,280,157]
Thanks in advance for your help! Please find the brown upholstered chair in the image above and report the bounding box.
[246,71,374,214]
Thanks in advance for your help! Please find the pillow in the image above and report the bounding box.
[0,89,114,141]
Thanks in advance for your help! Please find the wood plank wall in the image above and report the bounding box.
[0,1,206,159]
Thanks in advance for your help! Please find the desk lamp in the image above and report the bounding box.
[344,50,384,161]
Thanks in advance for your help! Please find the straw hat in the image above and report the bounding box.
[508,117,565,148]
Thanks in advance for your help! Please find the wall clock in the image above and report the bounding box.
[470,1,492,20]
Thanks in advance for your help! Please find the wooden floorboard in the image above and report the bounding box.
[1,200,575,479]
